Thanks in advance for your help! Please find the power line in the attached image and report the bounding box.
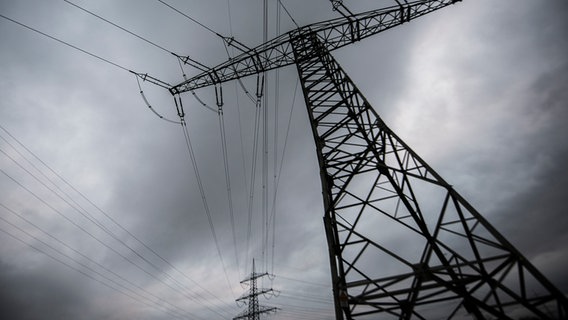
[0,167,225,318]
[0,139,234,317]
[217,102,241,274]
[0,218,193,319]
[177,112,236,298]
[157,0,222,38]
[2,3,237,312]
[58,3,240,299]
[277,274,330,288]
[245,75,264,274]
[277,0,300,29]
[63,0,172,54]
[0,13,130,72]
[159,0,257,107]
[224,2,253,279]
[261,0,270,274]
[0,203,193,319]
[270,0,282,276]
[63,0,208,79]
[0,124,236,317]
[279,292,333,305]
[176,60,218,114]
[135,75,183,124]
[0,124,236,314]
[269,77,300,274]
[1,11,172,91]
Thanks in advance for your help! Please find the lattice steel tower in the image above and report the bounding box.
[167,0,568,318]
[233,260,278,320]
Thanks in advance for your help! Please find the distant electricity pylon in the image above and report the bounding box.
[167,0,568,318]
[233,260,278,320]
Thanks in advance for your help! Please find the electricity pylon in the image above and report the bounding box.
[167,1,568,319]
[234,260,278,320]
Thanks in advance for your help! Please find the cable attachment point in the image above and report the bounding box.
[222,36,252,54]
[130,70,172,89]
[215,84,224,113]
[255,74,265,104]
[173,52,209,72]
[173,95,185,119]
[329,0,354,18]
[331,0,342,11]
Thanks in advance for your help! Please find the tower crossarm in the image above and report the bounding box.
[239,271,270,284]
[169,0,461,95]
[235,288,277,302]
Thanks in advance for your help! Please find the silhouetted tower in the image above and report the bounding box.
[167,0,568,318]
[234,260,278,320]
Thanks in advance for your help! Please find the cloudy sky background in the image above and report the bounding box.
[1,0,567,319]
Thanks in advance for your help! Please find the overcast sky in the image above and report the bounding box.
[1,0,567,319]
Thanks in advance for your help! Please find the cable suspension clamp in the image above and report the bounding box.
[215,83,224,113]
[172,53,209,72]
[255,73,265,104]
[222,36,252,54]
[173,95,185,119]
[130,71,172,89]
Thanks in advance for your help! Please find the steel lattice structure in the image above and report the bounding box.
[234,260,278,320]
[168,1,568,319]
[290,32,567,319]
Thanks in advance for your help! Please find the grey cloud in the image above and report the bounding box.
[1,1,567,319]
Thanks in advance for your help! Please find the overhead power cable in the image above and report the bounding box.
[159,0,257,106]
[175,105,236,298]
[1,140,231,317]
[0,12,173,91]
[176,61,217,114]
[64,0,211,82]
[259,0,271,274]
[0,124,236,316]
[0,13,129,72]
[0,224,191,319]
[277,0,300,28]
[225,0,250,189]
[278,273,329,288]
[158,0,222,38]
[270,0,282,276]
[0,165,228,318]
[245,75,264,274]
[0,203,193,319]
[135,76,182,123]
[64,0,208,83]
[268,78,300,272]
[63,0,171,54]
[225,0,252,278]
[217,102,241,274]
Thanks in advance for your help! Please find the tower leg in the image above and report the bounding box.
[291,32,568,319]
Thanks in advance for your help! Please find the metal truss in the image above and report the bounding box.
[291,33,568,319]
[234,260,278,320]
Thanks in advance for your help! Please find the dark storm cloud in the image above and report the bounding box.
[0,260,98,320]
[1,1,567,319]
[491,61,568,287]
[403,0,568,299]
